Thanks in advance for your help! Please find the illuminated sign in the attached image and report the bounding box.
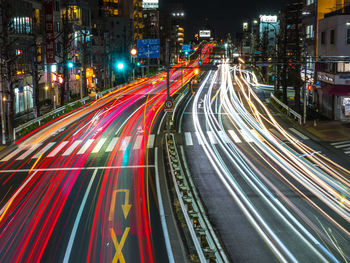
[199,30,211,38]
[142,0,158,9]
[259,15,278,23]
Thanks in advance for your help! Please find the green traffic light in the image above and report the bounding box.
[136,62,141,66]
[67,61,74,69]
[117,62,125,70]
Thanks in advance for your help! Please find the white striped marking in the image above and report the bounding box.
[218,130,231,143]
[207,131,218,144]
[195,132,203,145]
[228,130,242,143]
[16,144,42,160]
[1,148,24,162]
[147,134,155,149]
[91,138,107,153]
[120,136,131,151]
[77,139,95,155]
[47,141,69,157]
[106,137,119,152]
[32,142,56,159]
[62,140,82,156]
[334,143,350,149]
[251,129,266,142]
[269,128,287,141]
[133,135,143,150]
[184,132,193,146]
[331,140,350,146]
[289,128,309,140]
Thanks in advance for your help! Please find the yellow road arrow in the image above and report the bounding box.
[109,189,132,221]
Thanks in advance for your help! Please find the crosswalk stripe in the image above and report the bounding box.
[133,135,143,150]
[228,130,242,143]
[77,139,95,155]
[289,128,309,140]
[334,143,350,149]
[184,132,193,146]
[1,148,24,162]
[345,151,350,154]
[17,144,42,160]
[62,140,82,156]
[251,129,265,142]
[92,138,107,153]
[218,130,231,143]
[120,136,131,151]
[239,130,254,143]
[48,141,69,157]
[269,128,287,141]
[195,132,203,145]
[106,137,119,152]
[147,134,155,149]
[331,140,350,146]
[207,131,218,144]
[32,142,56,159]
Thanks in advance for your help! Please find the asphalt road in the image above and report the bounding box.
[178,64,350,262]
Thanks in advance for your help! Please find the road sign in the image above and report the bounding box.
[165,99,173,109]
[137,39,160,59]
[182,44,191,54]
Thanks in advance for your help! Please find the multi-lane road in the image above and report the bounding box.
[177,61,350,262]
[0,44,214,263]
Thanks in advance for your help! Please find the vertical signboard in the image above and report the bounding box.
[44,0,55,64]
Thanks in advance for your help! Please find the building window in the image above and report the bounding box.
[347,29,350,44]
[321,31,325,44]
[306,0,315,5]
[330,29,335,44]
[306,25,314,39]
[10,17,33,34]
[337,62,350,72]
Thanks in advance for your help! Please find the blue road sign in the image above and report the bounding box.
[137,39,160,59]
[182,44,191,54]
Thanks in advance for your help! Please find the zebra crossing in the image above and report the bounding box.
[1,134,156,162]
[330,140,350,156]
[184,127,310,147]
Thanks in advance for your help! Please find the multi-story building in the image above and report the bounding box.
[315,6,350,120]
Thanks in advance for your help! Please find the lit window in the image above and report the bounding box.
[306,25,314,39]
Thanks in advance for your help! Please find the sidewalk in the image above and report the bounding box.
[305,120,350,143]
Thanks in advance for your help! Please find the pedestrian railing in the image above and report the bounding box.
[13,85,121,140]
[270,93,302,125]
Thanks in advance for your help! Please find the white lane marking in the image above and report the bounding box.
[63,169,99,263]
[0,165,156,173]
[334,143,350,149]
[0,171,38,215]
[184,132,193,146]
[331,140,350,146]
[133,135,143,150]
[47,141,69,157]
[289,128,309,140]
[269,128,287,141]
[77,139,95,155]
[228,130,242,143]
[218,130,231,143]
[91,138,107,153]
[62,140,82,156]
[120,136,131,151]
[106,137,118,152]
[16,144,42,160]
[195,132,203,145]
[147,134,155,149]
[207,131,218,144]
[32,142,56,159]
[1,148,24,162]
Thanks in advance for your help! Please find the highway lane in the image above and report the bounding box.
[179,61,350,262]
[0,43,215,263]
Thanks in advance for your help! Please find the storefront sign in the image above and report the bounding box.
[318,72,335,84]
[44,0,55,64]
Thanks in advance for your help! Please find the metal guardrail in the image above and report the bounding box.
[165,133,229,263]
[13,85,121,140]
[270,93,302,125]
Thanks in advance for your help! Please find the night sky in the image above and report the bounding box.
[162,0,283,40]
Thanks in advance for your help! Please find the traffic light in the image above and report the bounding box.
[67,61,74,69]
[308,85,312,91]
[198,60,202,65]
[130,48,137,56]
[136,62,141,67]
[115,61,125,71]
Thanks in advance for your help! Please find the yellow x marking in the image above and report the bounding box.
[110,227,130,263]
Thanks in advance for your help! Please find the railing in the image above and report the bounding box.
[13,85,121,140]
[270,93,302,124]
[165,133,229,263]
